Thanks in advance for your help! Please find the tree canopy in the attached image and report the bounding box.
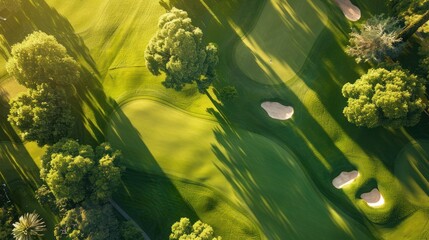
[342,67,427,128]
[145,8,218,93]
[8,84,74,146]
[40,139,124,204]
[54,204,120,240]
[170,217,222,240]
[0,186,16,240]
[346,15,403,63]
[6,31,80,89]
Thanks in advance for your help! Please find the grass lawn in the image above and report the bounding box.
[234,0,328,85]
[107,98,373,239]
[0,0,428,239]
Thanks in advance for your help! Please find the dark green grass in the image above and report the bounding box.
[0,142,58,239]
[114,170,260,240]
[0,0,428,239]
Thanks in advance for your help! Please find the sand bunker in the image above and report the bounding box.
[332,170,359,189]
[261,102,294,120]
[361,188,385,207]
[333,0,361,21]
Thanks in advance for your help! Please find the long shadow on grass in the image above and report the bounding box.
[209,108,375,239]
[0,0,106,144]
[205,1,429,238]
[106,103,200,239]
[0,93,58,239]
[0,1,200,238]
[168,0,377,237]
[293,3,429,171]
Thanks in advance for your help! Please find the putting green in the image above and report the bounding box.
[234,0,328,85]
[1,0,428,239]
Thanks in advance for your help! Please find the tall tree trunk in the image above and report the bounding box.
[399,11,429,42]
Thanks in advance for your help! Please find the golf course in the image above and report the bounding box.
[0,0,429,239]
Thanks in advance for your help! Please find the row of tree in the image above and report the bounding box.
[3,5,224,238]
[3,31,142,239]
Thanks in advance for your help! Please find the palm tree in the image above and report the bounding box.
[12,212,46,240]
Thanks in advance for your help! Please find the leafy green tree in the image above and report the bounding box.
[7,84,74,146]
[6,31,80,89]
[43,153,94,204]
[54,204,120,240]
[170,217,221,240]
[387,0,429,39]
[145,8,218,93]
[0,208,13,239]
[216,86,238,102]
[89,154,122,202]
[346,15,403,63]
[120,221,144,240]
[40,139,124,205]
[0,185,16,239]
[0,0,21,12]
[12,212,46,240]
[342,67,427,128]
[35,185,58,213]
[388,0,429,17]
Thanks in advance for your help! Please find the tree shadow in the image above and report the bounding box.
[200,0,429,237]
[0,1,200,238]
[0,87,20,142]
[295,1,429,171]
[0,92,58,239]
[208,107,375,239]
[106,103,199,239]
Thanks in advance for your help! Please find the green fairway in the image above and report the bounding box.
[234,0,328,85]
[107,99,374,239]
[0,0,428,239]
[114,170,261,240]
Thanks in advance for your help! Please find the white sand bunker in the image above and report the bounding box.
[332,170,359,189]
[261,102,294,120]
[333,0,361,21]
[361,188,385,207]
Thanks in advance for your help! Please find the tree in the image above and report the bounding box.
[0,0,21,13]
[7,84,75,146]
[35,185,58,213]
[215,86,238,102]
[388,0,429,17]
[0,185,16,240]
[120,221,144,240]
[398,11,429,42]
[0,208,14,239]
[169,217,222,240]
[40,139,124,205]
[54,204,120,240]
[145,8,218,93]
[6,31,80,89]
[12,213,46,240]
[346,15,403,63]
[387,0,429,39]
[342,67,427,128]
